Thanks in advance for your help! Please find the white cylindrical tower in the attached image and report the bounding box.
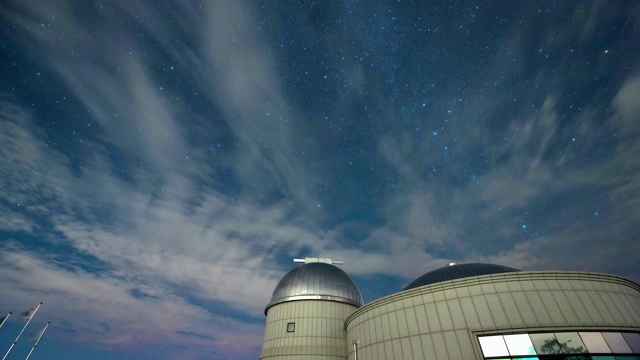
[260,258,364,360]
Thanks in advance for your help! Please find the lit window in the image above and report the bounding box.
[479,335,509,357]
[503,334,536,356]
[287,322,295,333]
[479,331,640,360]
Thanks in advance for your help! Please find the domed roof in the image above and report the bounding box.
[403,263,520,290]
[265,262,364,314]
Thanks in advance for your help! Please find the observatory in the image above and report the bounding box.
[261,258,363,359]
[261,260,640,360]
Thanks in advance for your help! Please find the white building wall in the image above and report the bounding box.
[261,300,359,360]
[345,271,640,360]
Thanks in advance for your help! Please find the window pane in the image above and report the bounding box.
[555,332,587,354]
[504,334,537,356]
[530,333,562,354]
[287,322,295,332]
[591,357,616,360]
[580,332,611,353]
[512,358,538,360]
[622,333,640,353]
[603,332,632,353]
[479,335,509,357]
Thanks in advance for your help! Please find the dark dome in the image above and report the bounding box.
[404,263,520,290]
[266,262,364,314]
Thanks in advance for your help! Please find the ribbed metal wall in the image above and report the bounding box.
[261,300,359,360]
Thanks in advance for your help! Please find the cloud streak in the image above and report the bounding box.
[1,1,640,359]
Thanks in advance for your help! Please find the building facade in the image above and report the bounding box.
[262,260,640,360]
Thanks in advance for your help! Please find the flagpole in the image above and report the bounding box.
[24,322,50,360]
[0,312,12,331]
[2,302,42,360]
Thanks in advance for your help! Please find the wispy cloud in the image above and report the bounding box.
[0,99,263,355]
[2,1,640,359]
[0,2,320,356]
[0,244,264,359]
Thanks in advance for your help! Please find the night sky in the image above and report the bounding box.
[1,1,639,359]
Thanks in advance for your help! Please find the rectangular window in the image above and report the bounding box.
[287,322,295,333]
[579,332,611,353]
[622,333,640,353]
[530,333,562,354]
[479,335,509,357]
[555,332,587,354]
[602,332,632,353]
[504,334,536,356]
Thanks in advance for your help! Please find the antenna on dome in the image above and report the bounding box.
[293,258,343,265]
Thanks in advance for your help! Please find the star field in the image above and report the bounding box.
[1,1,639,359]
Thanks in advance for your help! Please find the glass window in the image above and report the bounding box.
[602,332,632,353]
[622,333,640,353]
[504,334,536,356]
[287,322,295,332]
[555,332,587,353]
[530,333,562,354]
[479,335,509,357]
[579,332,611,353]
[480,332,640,360]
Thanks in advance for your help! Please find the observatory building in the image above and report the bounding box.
[261,258,363,359]
[260,258,640,360]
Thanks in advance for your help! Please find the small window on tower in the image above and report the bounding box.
[287,322,295,332]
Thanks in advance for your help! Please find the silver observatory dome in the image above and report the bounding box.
[265,259,364,314]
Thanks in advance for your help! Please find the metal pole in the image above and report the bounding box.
[352,340,358,360]
[3,302,42,360]
[0,312,12,332]
[24,322,50,360]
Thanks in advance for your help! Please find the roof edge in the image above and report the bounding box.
[265,294,362,315]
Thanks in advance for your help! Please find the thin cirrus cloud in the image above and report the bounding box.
[0,3,370,357]
[0,97,317,359]
[0,2,321,357]
[1,1,640,359]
